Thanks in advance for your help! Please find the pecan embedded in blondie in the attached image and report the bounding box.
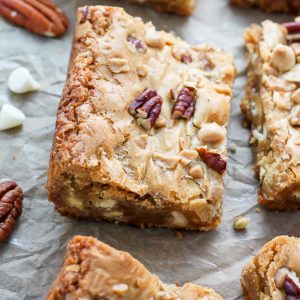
[126,0,196,15]
[47,6,235,230]
[241,236,300,300]
[241,18,300,210]
[230,0,300,14]
[46,236,223,300]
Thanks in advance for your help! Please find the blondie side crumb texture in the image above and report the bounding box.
[126,0,196,16]
[241,18,300,210]
[46,236,223,300]
[230,0,300,14]
[241,236,300,300]
[48,5,235,230]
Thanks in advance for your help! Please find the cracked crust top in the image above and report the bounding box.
[46,235,223,300]
[241,19,300,209]
[48,6,235,228]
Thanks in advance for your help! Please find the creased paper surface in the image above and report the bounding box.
[0,1,298,299]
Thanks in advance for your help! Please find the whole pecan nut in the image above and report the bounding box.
[172,87,196,119]
[197,148,227,175]
[128,88,163,130]
[0,181,23,241]
[0,0,69,37]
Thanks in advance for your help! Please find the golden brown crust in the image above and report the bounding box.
[126,0,196,16]
[230,0,300,14]
[241,236,300,300]
[48,5,235,230]
[46,235,223,300]
[241,19,300,210]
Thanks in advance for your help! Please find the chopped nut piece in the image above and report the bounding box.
[229,143,237,153]
[233,216,250,230]
[172,87,197,120]
[127,35,145,52]
[108,58,130,73]
[112,283,129,295]
[270,45,296,72]
[175,231,183,239]
[197,123,226,143]
[189,165,203,178]
[154,115,167,128]
[291,89,300,104]
[144,28,165,48]
[179,149,198,160]
[137,65,148,77]
[197,148,227,175]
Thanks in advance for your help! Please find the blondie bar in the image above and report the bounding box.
[48,5,235,230]
[241,236,300,300]
[230,0,300,14]
[126,0,196,15]
[46,236,223,300]
[241,18,300,209]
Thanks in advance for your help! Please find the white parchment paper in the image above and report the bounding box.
[0,1,299,299]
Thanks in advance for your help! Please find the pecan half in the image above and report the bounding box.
[0,181,23,241]
[172,87,197,119]
[284,22,300,34]
[284,272,300,299]
[197,148,227,175]
[0,0,69,37]
[128,88,163,130]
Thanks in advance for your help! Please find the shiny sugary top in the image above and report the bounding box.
[46,235,223,300]
[52,6,235,205]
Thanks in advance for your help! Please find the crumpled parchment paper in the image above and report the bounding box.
[0,1,298,299]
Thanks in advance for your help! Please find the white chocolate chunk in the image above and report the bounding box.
[0,104,26,131]
[8,67,40,94]
[198,122,226,143]
[271,45,296,72]
[144,28,165,48]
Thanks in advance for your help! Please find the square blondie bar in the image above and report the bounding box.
[48,5,235,230]
[241,236,300,300]
[46,236,223,300]
[241,18,300,209]
[230,0,300,14]
[126,0,196,16]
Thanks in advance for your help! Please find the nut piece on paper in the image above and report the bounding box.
[8,67,40,94]
[0,181,23,241]
[0,0,69,37]
[0,104,26,131]
[233,216,250,230]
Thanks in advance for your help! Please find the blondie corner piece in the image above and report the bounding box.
[230,0,300,14]
[241,18,300,210]
[47,5,235,230]
[46,236,223,300]
[241,236,300,300]
[126,0,196,16]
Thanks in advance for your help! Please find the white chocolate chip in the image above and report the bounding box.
[8,67,40,94]
[188,165,203,178]
[112,283,129,295]
[271,44,296,72]
[98,199,117,209]
[171,211,188,227]
[0,104,26,131]
[197,122,226,143]
[144,28,165,48]
[233,216,250,230]
[108,58,130,73]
